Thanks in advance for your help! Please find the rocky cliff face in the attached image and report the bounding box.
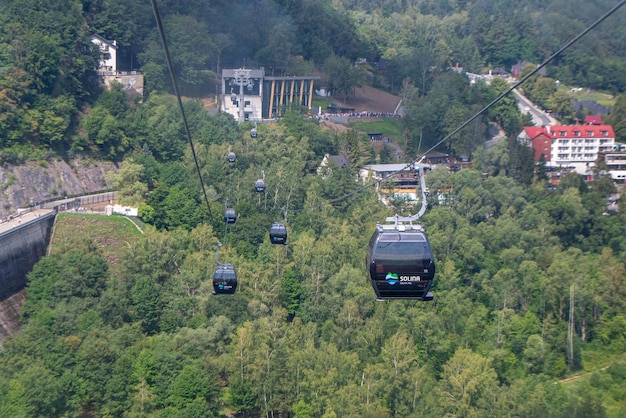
[0,158,117,217]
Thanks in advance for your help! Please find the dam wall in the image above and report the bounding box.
[0,209,56,346]
[0,209,56,301]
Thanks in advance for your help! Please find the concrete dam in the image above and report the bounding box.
[0,209,56,344]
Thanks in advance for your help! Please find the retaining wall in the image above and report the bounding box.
[0,210,56,301]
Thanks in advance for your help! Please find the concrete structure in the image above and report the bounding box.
[222,68,319,122]
[518,125,616,174]
[0,209,56,301]
[597,149,626,184]
[111,204,138,217]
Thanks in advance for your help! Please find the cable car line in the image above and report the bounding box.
[152,0,623,220]
[150,0,213,223]
[286,0,626,214]
[151,0,624,301]
[223,145,237,244]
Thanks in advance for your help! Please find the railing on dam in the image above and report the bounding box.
[40,191,118,212]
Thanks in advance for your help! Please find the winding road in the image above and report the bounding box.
[513,89,558,126]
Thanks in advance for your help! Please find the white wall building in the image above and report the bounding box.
[91,34,118,73]
[598,149,626,184]
[518,125,616,175]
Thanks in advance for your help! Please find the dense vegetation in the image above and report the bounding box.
[2,0,626,162]
[2,0,626,417]
[2,113,626,416]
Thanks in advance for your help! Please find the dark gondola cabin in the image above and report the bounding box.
[269,222,287,245]
[227,152,236,163]
[255,179,266,193]
[250,128,257,138]
[213,263,237,294]
[224,208,236,224]
[366,224,435,301]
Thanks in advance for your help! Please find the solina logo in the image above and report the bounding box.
[385,272,398,285]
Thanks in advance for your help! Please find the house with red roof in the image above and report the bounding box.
[518,125,616,175]
[518,126,553,162]
[584,115,603,125]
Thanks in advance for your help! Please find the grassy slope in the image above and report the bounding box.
[558,84,617,108]
[49,213,144,279]
[349,118,404,144]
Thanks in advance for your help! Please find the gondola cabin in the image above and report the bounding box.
[250,128,257,138]
[255,179,266,193]
[227,152,236,163]
[224,208,236,224]
[269,222,287,245]
[213,263,237,294]
[366,223,435,301]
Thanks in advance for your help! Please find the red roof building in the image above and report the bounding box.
[584,115,603,125]
[518,125,616,174]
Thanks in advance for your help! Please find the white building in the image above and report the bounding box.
[598,149,626,184]
[91,34,143,96]
[221,68,319,122]
[518,125,616,175]
[91,34,118,73]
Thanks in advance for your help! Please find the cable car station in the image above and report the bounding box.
[221,68,319,122]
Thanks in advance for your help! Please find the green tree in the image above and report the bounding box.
[226,380,257,417]
[139,14,212,89]
[280,269,303,318]
[131,277,161,334]
[528,77,558,110]
[547,90,574,123]
[524,334,547,374]
[488,77,522,135]
[106,158,148,206]
[605,92,626,143]
[432,348,502,417]
[12,362,64,417]
[169,363,218,410]
[324,54,363,103]
[293,400,313,418]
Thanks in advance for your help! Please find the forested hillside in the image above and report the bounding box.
[2,0,626,163]
[2,0,626,417]
[2,113,626,416]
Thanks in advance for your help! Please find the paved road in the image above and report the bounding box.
[513,89,558,126]
[0,209,55,235]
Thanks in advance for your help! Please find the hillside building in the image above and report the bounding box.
[91,34,143,95]
[359,163,430,204]
[597,149,626,184]
[518,125,616,175]
[222,68,319,122]
[91,34,118,73]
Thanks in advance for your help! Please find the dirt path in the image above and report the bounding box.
[558,365,610,383]
[332,86,402,114]
[319,119,349,134]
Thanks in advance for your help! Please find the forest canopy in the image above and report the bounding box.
[1,112,626,416]
[1,0,626,416]
[1,0,626,161]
